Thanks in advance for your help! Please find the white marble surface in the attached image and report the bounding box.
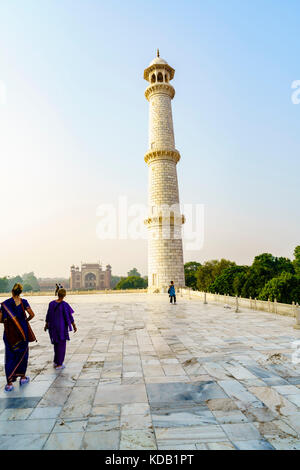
[0,292,299,450]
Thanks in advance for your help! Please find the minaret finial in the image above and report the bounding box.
[157,48,160,58]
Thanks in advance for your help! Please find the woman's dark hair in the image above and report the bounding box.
[12,283,23,296]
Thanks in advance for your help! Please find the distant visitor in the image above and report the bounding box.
[168,281,176,304]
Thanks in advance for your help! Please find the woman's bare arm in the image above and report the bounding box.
[26,307,35,321]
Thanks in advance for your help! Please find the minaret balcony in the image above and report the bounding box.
[144,149,180,165]
[145,83,175,101]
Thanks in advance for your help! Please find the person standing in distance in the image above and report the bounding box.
[168,281,176,304]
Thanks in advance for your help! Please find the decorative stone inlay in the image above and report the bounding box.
[144,149,180,165]
[144,214,185,226]
[145,83,175,101]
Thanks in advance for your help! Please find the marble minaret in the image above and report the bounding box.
[144,50,185,292]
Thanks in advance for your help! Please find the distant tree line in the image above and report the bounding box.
[184,246,300,305]
[0,269,148,293]
[113,268,148,290]
[0,272,40,293]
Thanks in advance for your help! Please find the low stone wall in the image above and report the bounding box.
[65,289,148,295]
[0,289,148,298]
[179,288,299,318]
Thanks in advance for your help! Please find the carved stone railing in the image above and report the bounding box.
[179,288,300,319]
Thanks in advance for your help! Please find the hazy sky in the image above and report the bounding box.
[0,0,299,278]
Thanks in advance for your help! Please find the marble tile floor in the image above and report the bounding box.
[0,293,300,450]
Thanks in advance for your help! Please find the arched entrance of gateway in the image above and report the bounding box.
[84,272,97,289]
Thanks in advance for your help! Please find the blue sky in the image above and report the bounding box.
[0,0,299,277]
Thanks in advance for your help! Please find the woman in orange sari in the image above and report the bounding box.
[0,283,35,391]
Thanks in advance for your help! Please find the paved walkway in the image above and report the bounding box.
[1,293,300,450]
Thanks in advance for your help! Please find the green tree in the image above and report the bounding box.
[115,276,147,290]
[7,275,23,291]
[241,253,294,299]
[0,277,8,293]
[23,283,33,292]
[22,272,40,291]
[127,268,141,278]
[196,259,236,292]
[111,276,122,289]
[258,272,300,304]
[232,268,250,296]
[276,257,295,275]
[184,262,201,290]
[210,266,249,296]
[294,246,300,276]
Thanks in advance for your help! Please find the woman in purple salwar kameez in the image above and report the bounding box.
[0,283,35,392]
[44,289,77,370]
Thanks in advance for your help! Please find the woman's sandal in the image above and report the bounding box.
[20,376,30,386]
[4,384,14,392]
[55,365,65,370]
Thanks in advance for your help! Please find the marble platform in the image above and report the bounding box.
[0,293,300,450]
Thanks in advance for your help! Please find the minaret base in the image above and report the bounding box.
[147,226,185,293]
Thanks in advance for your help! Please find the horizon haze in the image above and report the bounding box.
[0,0,299,278]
